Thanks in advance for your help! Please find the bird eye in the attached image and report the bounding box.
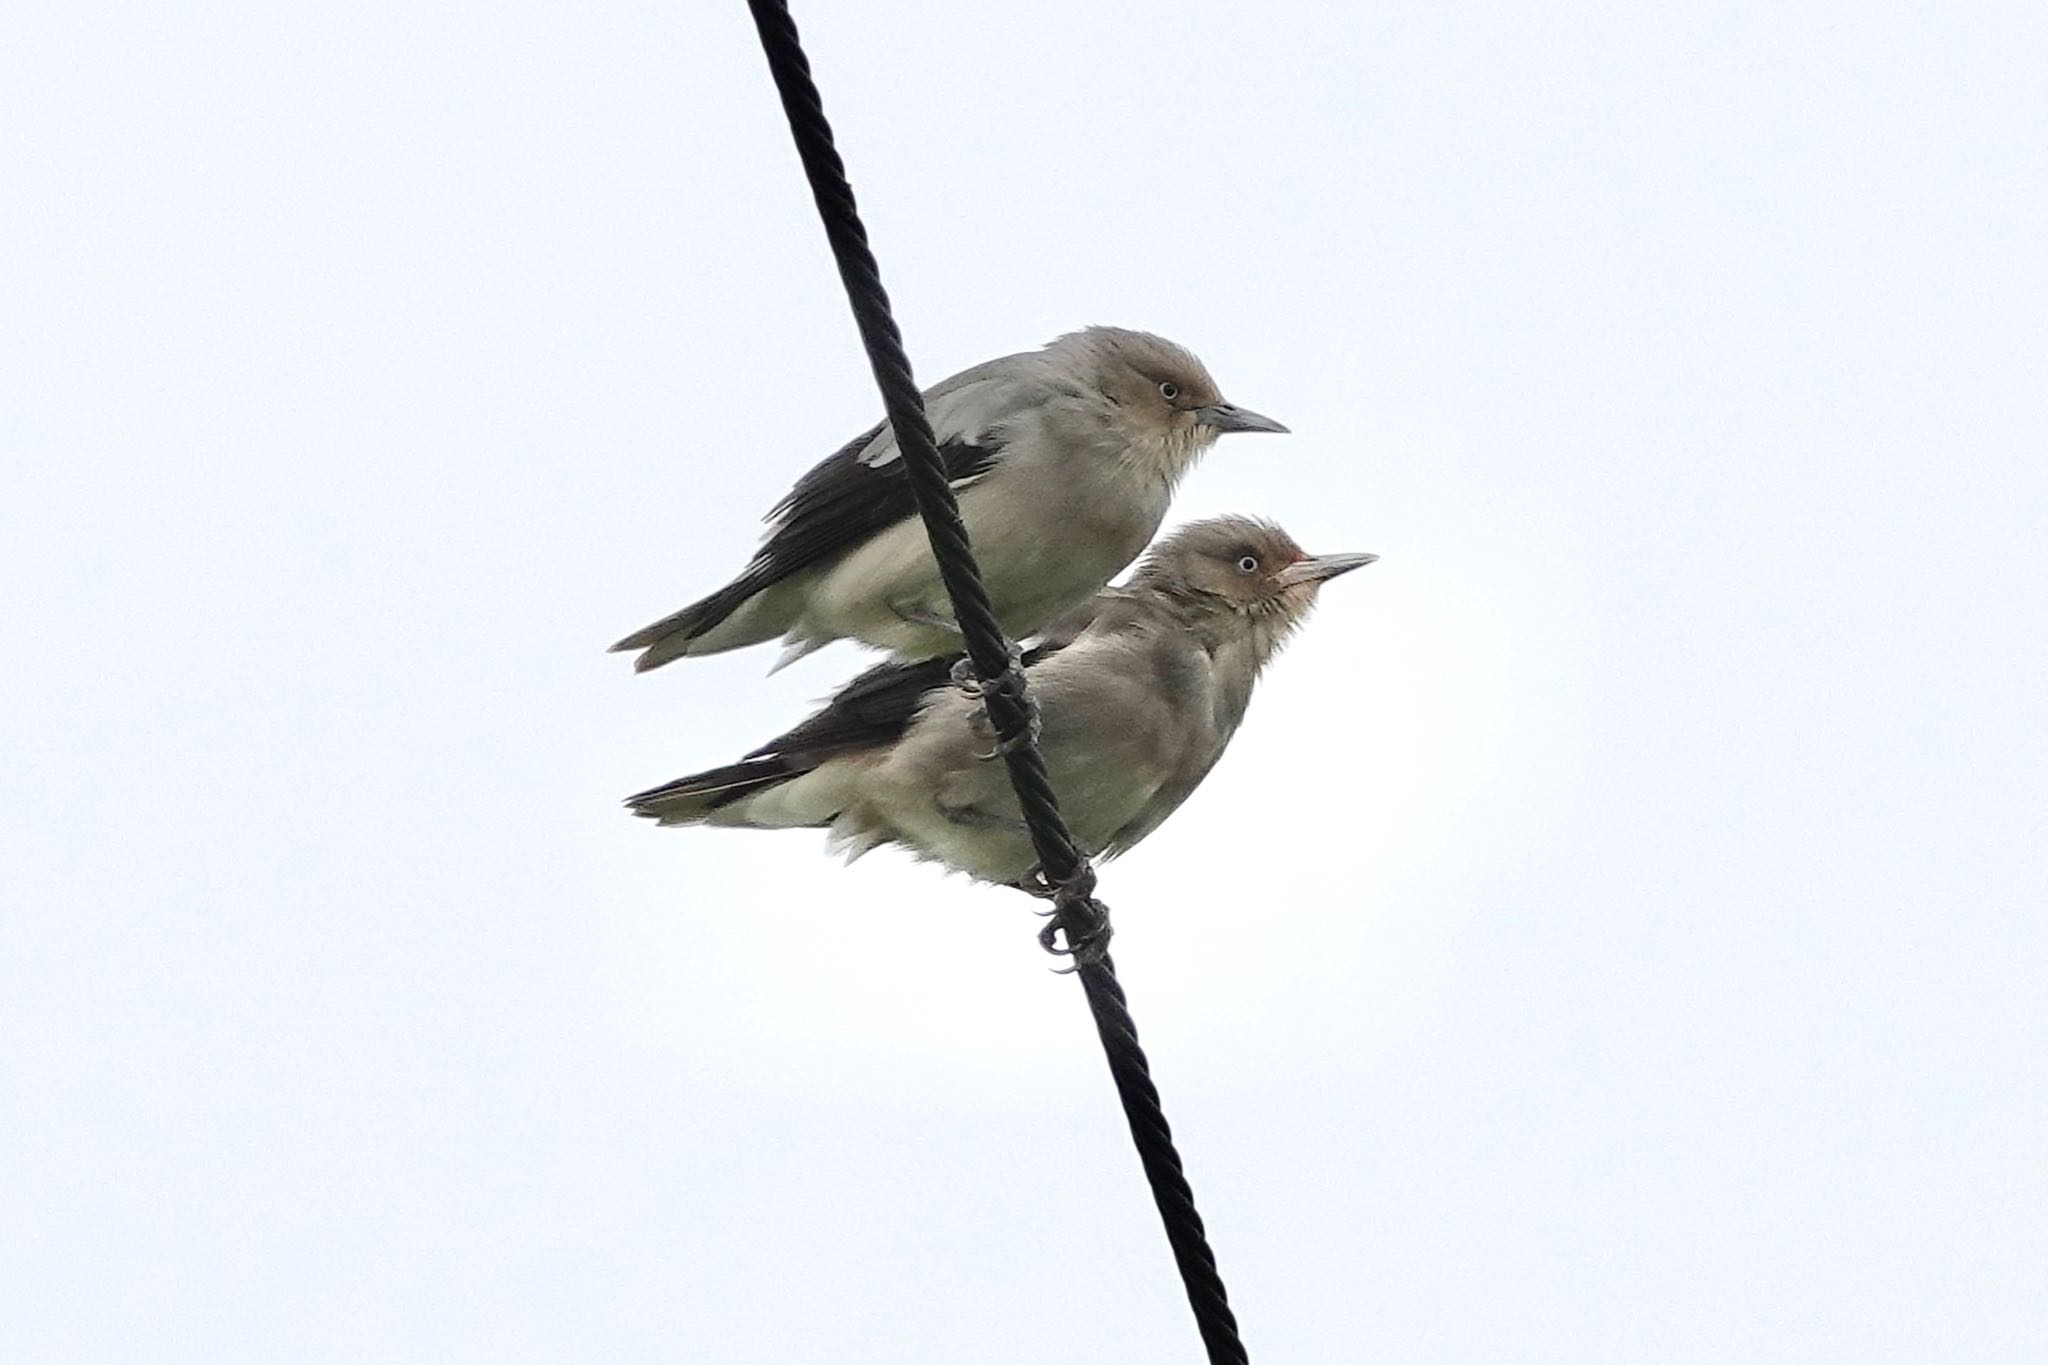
[1236,554,1259,573]
[1158,381,1180,401]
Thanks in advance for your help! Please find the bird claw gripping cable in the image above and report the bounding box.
[961,653,1044,762]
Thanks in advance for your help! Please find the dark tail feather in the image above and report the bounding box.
[625,756,802,825]
[609,573,767,672]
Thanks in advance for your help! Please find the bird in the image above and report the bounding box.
[609,327,1288,673]
[624,516,1376,888]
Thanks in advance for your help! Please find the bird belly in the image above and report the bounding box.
[967,480,1165,637]
[789,471,1168,657]
[795,518,966,657]
[844,702,1037,882]
[908,805,1036,884]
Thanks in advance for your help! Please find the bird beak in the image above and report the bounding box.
[1197,403,1290,435]
[1276,551,1378,586]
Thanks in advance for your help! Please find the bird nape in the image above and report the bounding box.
[608,327,1288,675]
[625,515,1374,890]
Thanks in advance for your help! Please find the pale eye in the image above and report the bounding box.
[1236,554,1259,573]
[1158,381,1180,401]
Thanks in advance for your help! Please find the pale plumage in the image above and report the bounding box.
[625,517,1375,887]
[609,328,1287,672]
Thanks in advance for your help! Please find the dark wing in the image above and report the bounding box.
[627,633,1048,821]
[754,430,1003,588]
[611,360,1039,663]
[741,594,1110,765]
[610,432,1003,661]
[627,584,1152,819]
[622,655,956,823]
[739,356,1045,594]
[746,655,957,761]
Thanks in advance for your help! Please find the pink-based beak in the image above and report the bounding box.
[1276,551,1378,587]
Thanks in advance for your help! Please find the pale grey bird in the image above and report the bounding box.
[609,327,1287,673]
[624,517,1375,887]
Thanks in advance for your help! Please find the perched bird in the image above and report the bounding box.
[610,327,1287,673]
[625,517,1375,887]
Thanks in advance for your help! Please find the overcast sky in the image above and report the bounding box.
[4,1,2044,1361]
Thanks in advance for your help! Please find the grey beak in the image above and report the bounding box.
[1276,551,1378,587]
[1197,403,1290,435]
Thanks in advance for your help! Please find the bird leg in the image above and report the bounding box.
[892,599,959,632]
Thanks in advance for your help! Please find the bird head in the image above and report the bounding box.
[1134,515,1376,659]
[1049,327,1289,476]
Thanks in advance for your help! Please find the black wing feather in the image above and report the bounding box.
[754,431,1004,586]
[744,635,1080,765]
[636,611,1094,816]
[610,433,1004,658]
[745,655,957,761]
[625,755,805,818]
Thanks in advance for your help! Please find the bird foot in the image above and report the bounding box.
[948,644,1023,698]
[1016,864,1112,967]
[957,646,1041,760]
[972,701,1042,760]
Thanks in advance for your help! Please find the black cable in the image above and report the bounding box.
[740,3,1250,1359]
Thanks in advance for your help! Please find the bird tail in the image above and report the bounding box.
[625,752,864,831]
[609,572,793,672]
[625,756,795,824]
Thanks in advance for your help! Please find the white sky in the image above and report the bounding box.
[4,1,2044,1361]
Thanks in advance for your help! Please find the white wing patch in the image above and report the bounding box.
[857,374,1022,468]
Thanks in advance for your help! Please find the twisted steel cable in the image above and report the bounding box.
[739,3,1251,1359]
